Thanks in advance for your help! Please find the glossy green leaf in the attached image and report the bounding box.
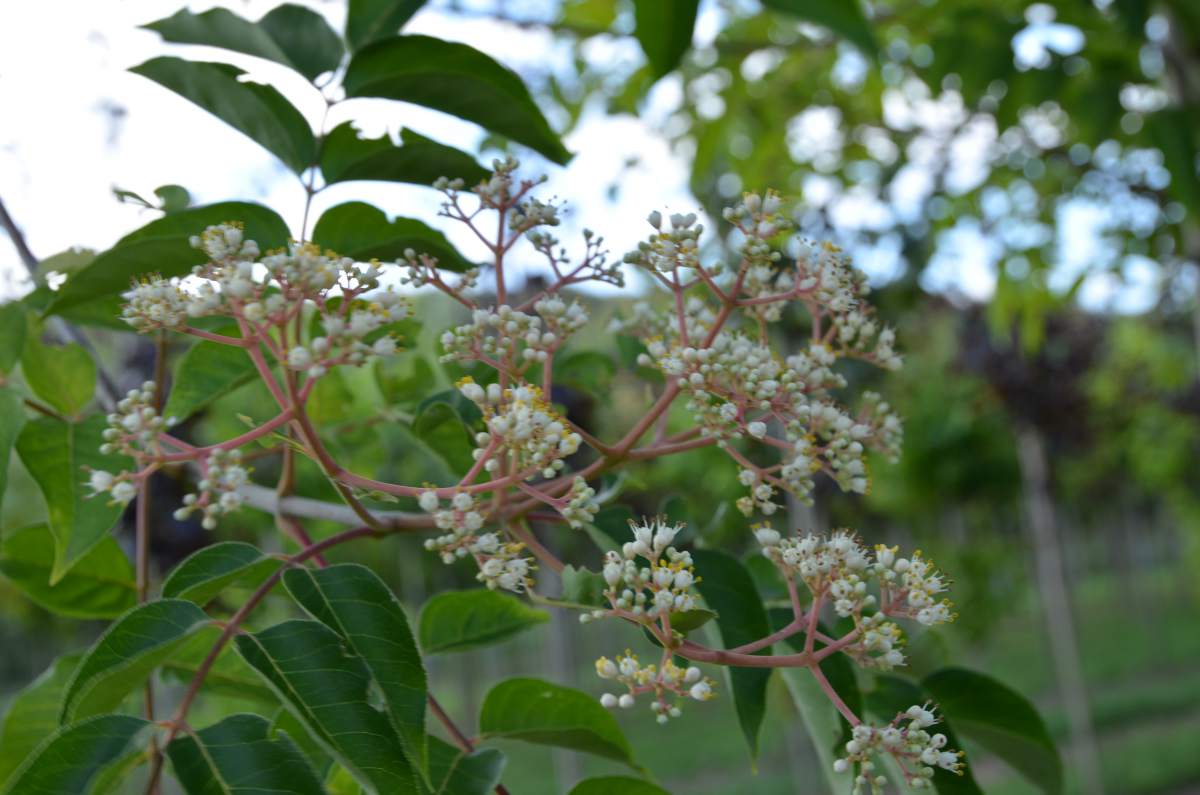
[162,339,258,423]
[61,599,215,722]
[283,564,428,780]
[0,302,26,373]
[411,389,482,475]
[161,643,279,707]
[428,736,506,795]
[167,713,326,795]
[761,0,878,56]
[923,667,1062,794]
[0,387,23,507]
[0,524,135,619]
[343,36,570,164]
[0,653,83,786]
[632,0,699,79]
[690,549,771,763]
[161,541,280,604]
[15,415,131,583]
[130,57,316,173]
[479,677,635,765]
[320,122,489,187]
[20,336,95,417]
[47,202,289,315]
[312,201,472,271]
[418,588,548,654]
[568,777,671,795]
[560,564,608,607]
[235,619,423,794]
[346,0,426,52]
[144,6,342,82]
[0,715,149,795]
[666,607,717,635]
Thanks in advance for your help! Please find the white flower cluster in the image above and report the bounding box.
[753,528,955,670]
[595,650,715,724]
[87,469,137,505]
[190,223,261,263]
[622,210,704,271]
[418,490,534,592]
[99,382,172,457]
[832,705,963,792]
[457,381,582,479]
[527,228,625,288]
[589,519,699,622]
[441,304,582,368]
[288,292,409,378]
[173,448,248,530]
[121,277,197,331]
[561,476,599,528]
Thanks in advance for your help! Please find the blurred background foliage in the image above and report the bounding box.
[3,0,1200,793]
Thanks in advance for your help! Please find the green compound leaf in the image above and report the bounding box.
[923,667,1062,795]
[320,122,488,187]
[418,588,548,654]
[761,0,878,56]
[312,201,472,272]
[235,619,423,794]
[143,5,343,82]
[161,643,279,708]
[15,415,131,584]
[167,713,326,795]
[0,715,149,795]
[690,549,771,764]
[282,564,428,782]
[130,57,316,173]
[568,777,671,795]
[161,541,280,604]
[343,35,570,164]
[47,202,290,316]
[345,0,426,52]
[20,336,95,417]
[0,652,83,787]
[632,0,699,79]
[163,339,258,423]
[479,677,635,766]
[428,736,506,795]
[0,524,135,619]
[61,599,215,723]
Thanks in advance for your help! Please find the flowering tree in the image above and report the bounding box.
[0,3,1061,795]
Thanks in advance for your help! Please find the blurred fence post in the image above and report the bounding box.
[1016,425,1104,795]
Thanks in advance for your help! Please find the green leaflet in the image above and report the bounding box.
[418,588,549,654]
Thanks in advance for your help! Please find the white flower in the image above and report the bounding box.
[600,693,618,708]
[618,694,635,709]
[111,481,137,504]
[418,491,439,512]
[287,347,313,370]
[689,682,712,701]
[88,470,115,494]
[747,421,767,439]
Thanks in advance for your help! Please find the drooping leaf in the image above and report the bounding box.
[144,6,343,81]
[923,667,1062,794]
[162,339,259,423]
[479,678,635,766]
[282,565,428,780]
[47,202,289,315]
[0,301,27,373]
[0,524,135,619]
[312,202,472,271]
[167,713,326,795]
[161,541,280,604]
[161,644,279,707]
[690,549,772,763]
[61,599,215,722]
[234,619,423,794]
[411,389,482,475]
[0,387,23,507]
[632,0,699,79]
[0,653,83,786]
[15,415,131,583]
[343,36,571,164]
[320,122,489,187]
[345,0,426,52]
[418,588,548,654]
[0,715,149,795]
[20,336,96,417]
[761,0,878,56]
[568,777,671,795]
[428,736,506,795]
[130,57,316,173]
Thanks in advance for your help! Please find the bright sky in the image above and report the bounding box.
[0,0,1164,312]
